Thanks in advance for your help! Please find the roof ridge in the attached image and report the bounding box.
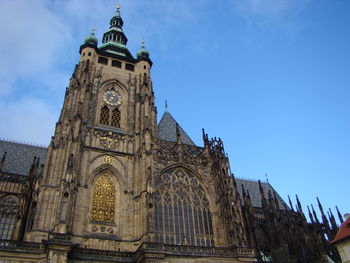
[235,176,265,183]
[0,138,47,149]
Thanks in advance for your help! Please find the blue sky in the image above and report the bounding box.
[0,0,349,221]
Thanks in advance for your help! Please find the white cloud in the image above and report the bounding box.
[0,0,71,95]
[0,98,58,145]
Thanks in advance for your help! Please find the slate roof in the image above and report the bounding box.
[157,112,196,146]
[236,178,287,208]
[0,139,47,176]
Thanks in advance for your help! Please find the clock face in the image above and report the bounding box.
[103,91,122,106]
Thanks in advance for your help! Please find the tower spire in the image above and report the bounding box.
[100,4,132,58]
[336,206,344,224]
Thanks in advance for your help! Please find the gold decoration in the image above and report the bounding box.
[104,155,112,163]
[100,135,117,149]
[91,175,115,222]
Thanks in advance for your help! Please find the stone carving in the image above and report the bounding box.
[155,140,208,166]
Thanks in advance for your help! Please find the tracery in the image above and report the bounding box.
[154,167,214,247]
[0,196,18,240]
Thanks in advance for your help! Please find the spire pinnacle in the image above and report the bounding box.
[116,3,121,15]
[165,100,168,112]
[265,173,269,183]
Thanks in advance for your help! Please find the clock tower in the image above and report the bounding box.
[27,5,157,251]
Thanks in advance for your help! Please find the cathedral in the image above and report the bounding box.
[0,6,343,263]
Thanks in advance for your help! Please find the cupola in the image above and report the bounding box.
[84,29,98,46]
[137,41,150,59]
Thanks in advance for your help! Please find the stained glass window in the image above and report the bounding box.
[100,106,110,126]
[111,108,121,127]
[91,175,115,222]
[154,168,214,247]
[0,196,18,240]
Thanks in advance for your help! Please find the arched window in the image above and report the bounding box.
[100,106,110,126]
[111,108,121,127]
[154,168,214,247]
[0,196,18,240]
[91,175,115,223]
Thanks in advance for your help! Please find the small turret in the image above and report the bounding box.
[137,41,150,59]
[84,29,98,46]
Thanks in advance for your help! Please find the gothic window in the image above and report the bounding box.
[91,175,115,223]
[111,108,121,127]
[0,196,18,240]
[100,106,110,126]
[154,168,214,247]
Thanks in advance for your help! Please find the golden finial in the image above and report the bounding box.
[141,40,145,45]
[116,3,120,10]
[92,28,96,32]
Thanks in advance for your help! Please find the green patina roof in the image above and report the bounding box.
[84,32,98,46]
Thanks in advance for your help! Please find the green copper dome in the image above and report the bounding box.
[84,32,98,46]
[137,44,150,59]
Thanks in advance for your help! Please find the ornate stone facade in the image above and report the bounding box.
[0,5,342,263]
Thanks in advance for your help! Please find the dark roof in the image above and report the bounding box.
[331,216,350,244]
[157,112,195,146]
[236,178,287,208]
[0,140,47,176]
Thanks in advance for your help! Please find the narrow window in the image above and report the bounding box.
[88,52,91,56]
[98,57,108,65]
[0,196,18,240]
[125,63,134,72]
[100,106,110,125]
[112,60,122,68]
[111,108,121,127]
[91,175,115,222]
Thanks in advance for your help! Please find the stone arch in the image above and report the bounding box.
[0,195,19,240]
[88,161,126,189]
[154,166,215,247]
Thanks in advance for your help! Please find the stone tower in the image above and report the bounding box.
[28,5,156,248]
